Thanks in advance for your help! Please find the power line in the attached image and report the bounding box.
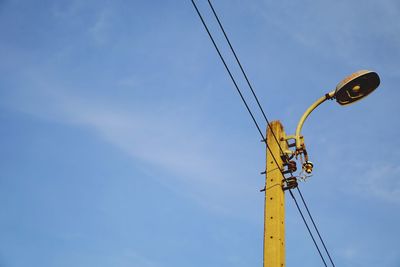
[190,0,264,140]
[206,0,287,162]
[193,0,287,178]
[190,1,334,266]
[289,190,328,267]
[189,0,283,175]
[297,187,336,267]
[204,2,336,266]
[190,0,288,196]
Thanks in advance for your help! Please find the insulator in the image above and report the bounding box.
[302,161,314,174]
[282,160,297,174]
[282,177,298,191]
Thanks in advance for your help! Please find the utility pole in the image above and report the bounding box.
[264,121,287,267]
[261,71,380,267]
[189,9,382,264]
[188,8,382,264]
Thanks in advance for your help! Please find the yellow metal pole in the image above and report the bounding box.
[264,121,286,267]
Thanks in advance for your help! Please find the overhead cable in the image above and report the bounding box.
[289,190,328,267]
[297,187,336,267]
[189,0,283,173]
[206,0,287,160]
[190,1,334,266]
[204,3,336,266]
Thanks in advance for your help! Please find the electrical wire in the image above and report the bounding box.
[297,187,336,267]
[189,0,283,174]
[196,0,288,179]
[190,1,334,266]
[190,0,263,140]
[206,0,288,162]
[204,2,336,266]
[190,0,288,202]
[289,190,328,267]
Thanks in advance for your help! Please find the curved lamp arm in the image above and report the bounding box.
[295,90,335,150]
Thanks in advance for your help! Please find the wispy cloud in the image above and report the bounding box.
[355,163,400,204]
[89,8,113,45]
[256,0,400,75]
[0,0,260,216]
[3,71,257,216]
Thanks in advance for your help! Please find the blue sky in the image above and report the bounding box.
[0,0,399,266]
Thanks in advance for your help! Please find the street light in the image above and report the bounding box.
[292,70,380,173]
[262,70,380,267]
[263,70,380,267]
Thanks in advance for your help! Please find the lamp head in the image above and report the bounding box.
[334,70,380,106]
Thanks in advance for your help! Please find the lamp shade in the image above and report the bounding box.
[335,70,380,105]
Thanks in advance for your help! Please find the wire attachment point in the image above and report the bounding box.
[282,177,298,191]
[282,160,297,174]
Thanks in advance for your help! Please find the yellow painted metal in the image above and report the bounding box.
[264,121,287,267]
[294,91,335,150]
